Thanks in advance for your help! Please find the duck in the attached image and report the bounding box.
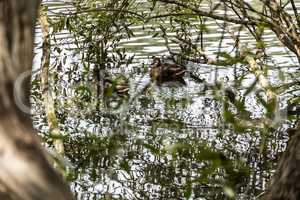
[149,57,187,84]
[104,75,129,96]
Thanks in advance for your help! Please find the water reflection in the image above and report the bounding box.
[32,67,281,199]
[33,59,286,199]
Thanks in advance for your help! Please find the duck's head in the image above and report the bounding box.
[151,56,161,67]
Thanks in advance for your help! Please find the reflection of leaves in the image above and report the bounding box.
[151,118,186,130]
[75,85,92,102]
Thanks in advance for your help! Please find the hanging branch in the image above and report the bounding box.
[40,6,65,155]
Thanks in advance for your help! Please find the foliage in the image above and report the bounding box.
[34,0,300,199]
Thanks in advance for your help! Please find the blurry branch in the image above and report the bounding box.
[40,7,65,155]
[244,55,276,103]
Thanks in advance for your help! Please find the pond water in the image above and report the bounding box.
[32,1,300,199]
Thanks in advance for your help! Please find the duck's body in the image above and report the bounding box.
[150,57,186,84]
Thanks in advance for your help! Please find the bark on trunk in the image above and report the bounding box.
[0,1,73,199]
[265,122,300,200]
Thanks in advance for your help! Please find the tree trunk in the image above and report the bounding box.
[265,122,300,200]
[0,1,73,199]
